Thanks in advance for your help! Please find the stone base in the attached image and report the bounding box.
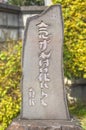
[7,119,82,130]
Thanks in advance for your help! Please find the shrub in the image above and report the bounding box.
[53,0,86,79]
[0,40,22,130]
[69,103,86,130]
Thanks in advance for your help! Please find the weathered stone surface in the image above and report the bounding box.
[22,4,70,120]
[7,119,82,130]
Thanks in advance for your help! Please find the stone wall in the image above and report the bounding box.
[0,3,20,41]
[0,3,46,41]
[66,79,86,104]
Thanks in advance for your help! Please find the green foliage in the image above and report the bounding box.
[8,0,44,6]
[81,118,86,130]
[0,1,86,129]
[0,40,22,130]
[69,103,86,129]
[53,0,86,79]
[69,103,86,118]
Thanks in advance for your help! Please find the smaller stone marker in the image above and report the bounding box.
[7,4,82,130]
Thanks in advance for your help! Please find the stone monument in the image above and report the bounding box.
[22,4,69,120]
[7,4,82,130]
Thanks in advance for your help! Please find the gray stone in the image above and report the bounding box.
[22,5,70,120]
[7,119,82,130]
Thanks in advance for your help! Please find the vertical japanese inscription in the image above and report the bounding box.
[22,5,70,119]
[37,21,51,106]
[28,88,36,106]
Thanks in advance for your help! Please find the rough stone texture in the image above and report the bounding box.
[7,119,82,130]
[22,4,69,120]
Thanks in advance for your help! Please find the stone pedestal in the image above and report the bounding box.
[7,119,82,130]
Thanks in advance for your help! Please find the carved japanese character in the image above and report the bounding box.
[40,82,48,89]
[44,73,50,82]
[39,68,43,73]
[39,40,47,51]
[39,59,42,67]
[37,21,48,28]
[40,51,51,59]
[43,59,50,67]
[28,88,36,106]
[39,30,49,39]
[44,68,48,73]
[40,91,48,106]
[38,73,43,82]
